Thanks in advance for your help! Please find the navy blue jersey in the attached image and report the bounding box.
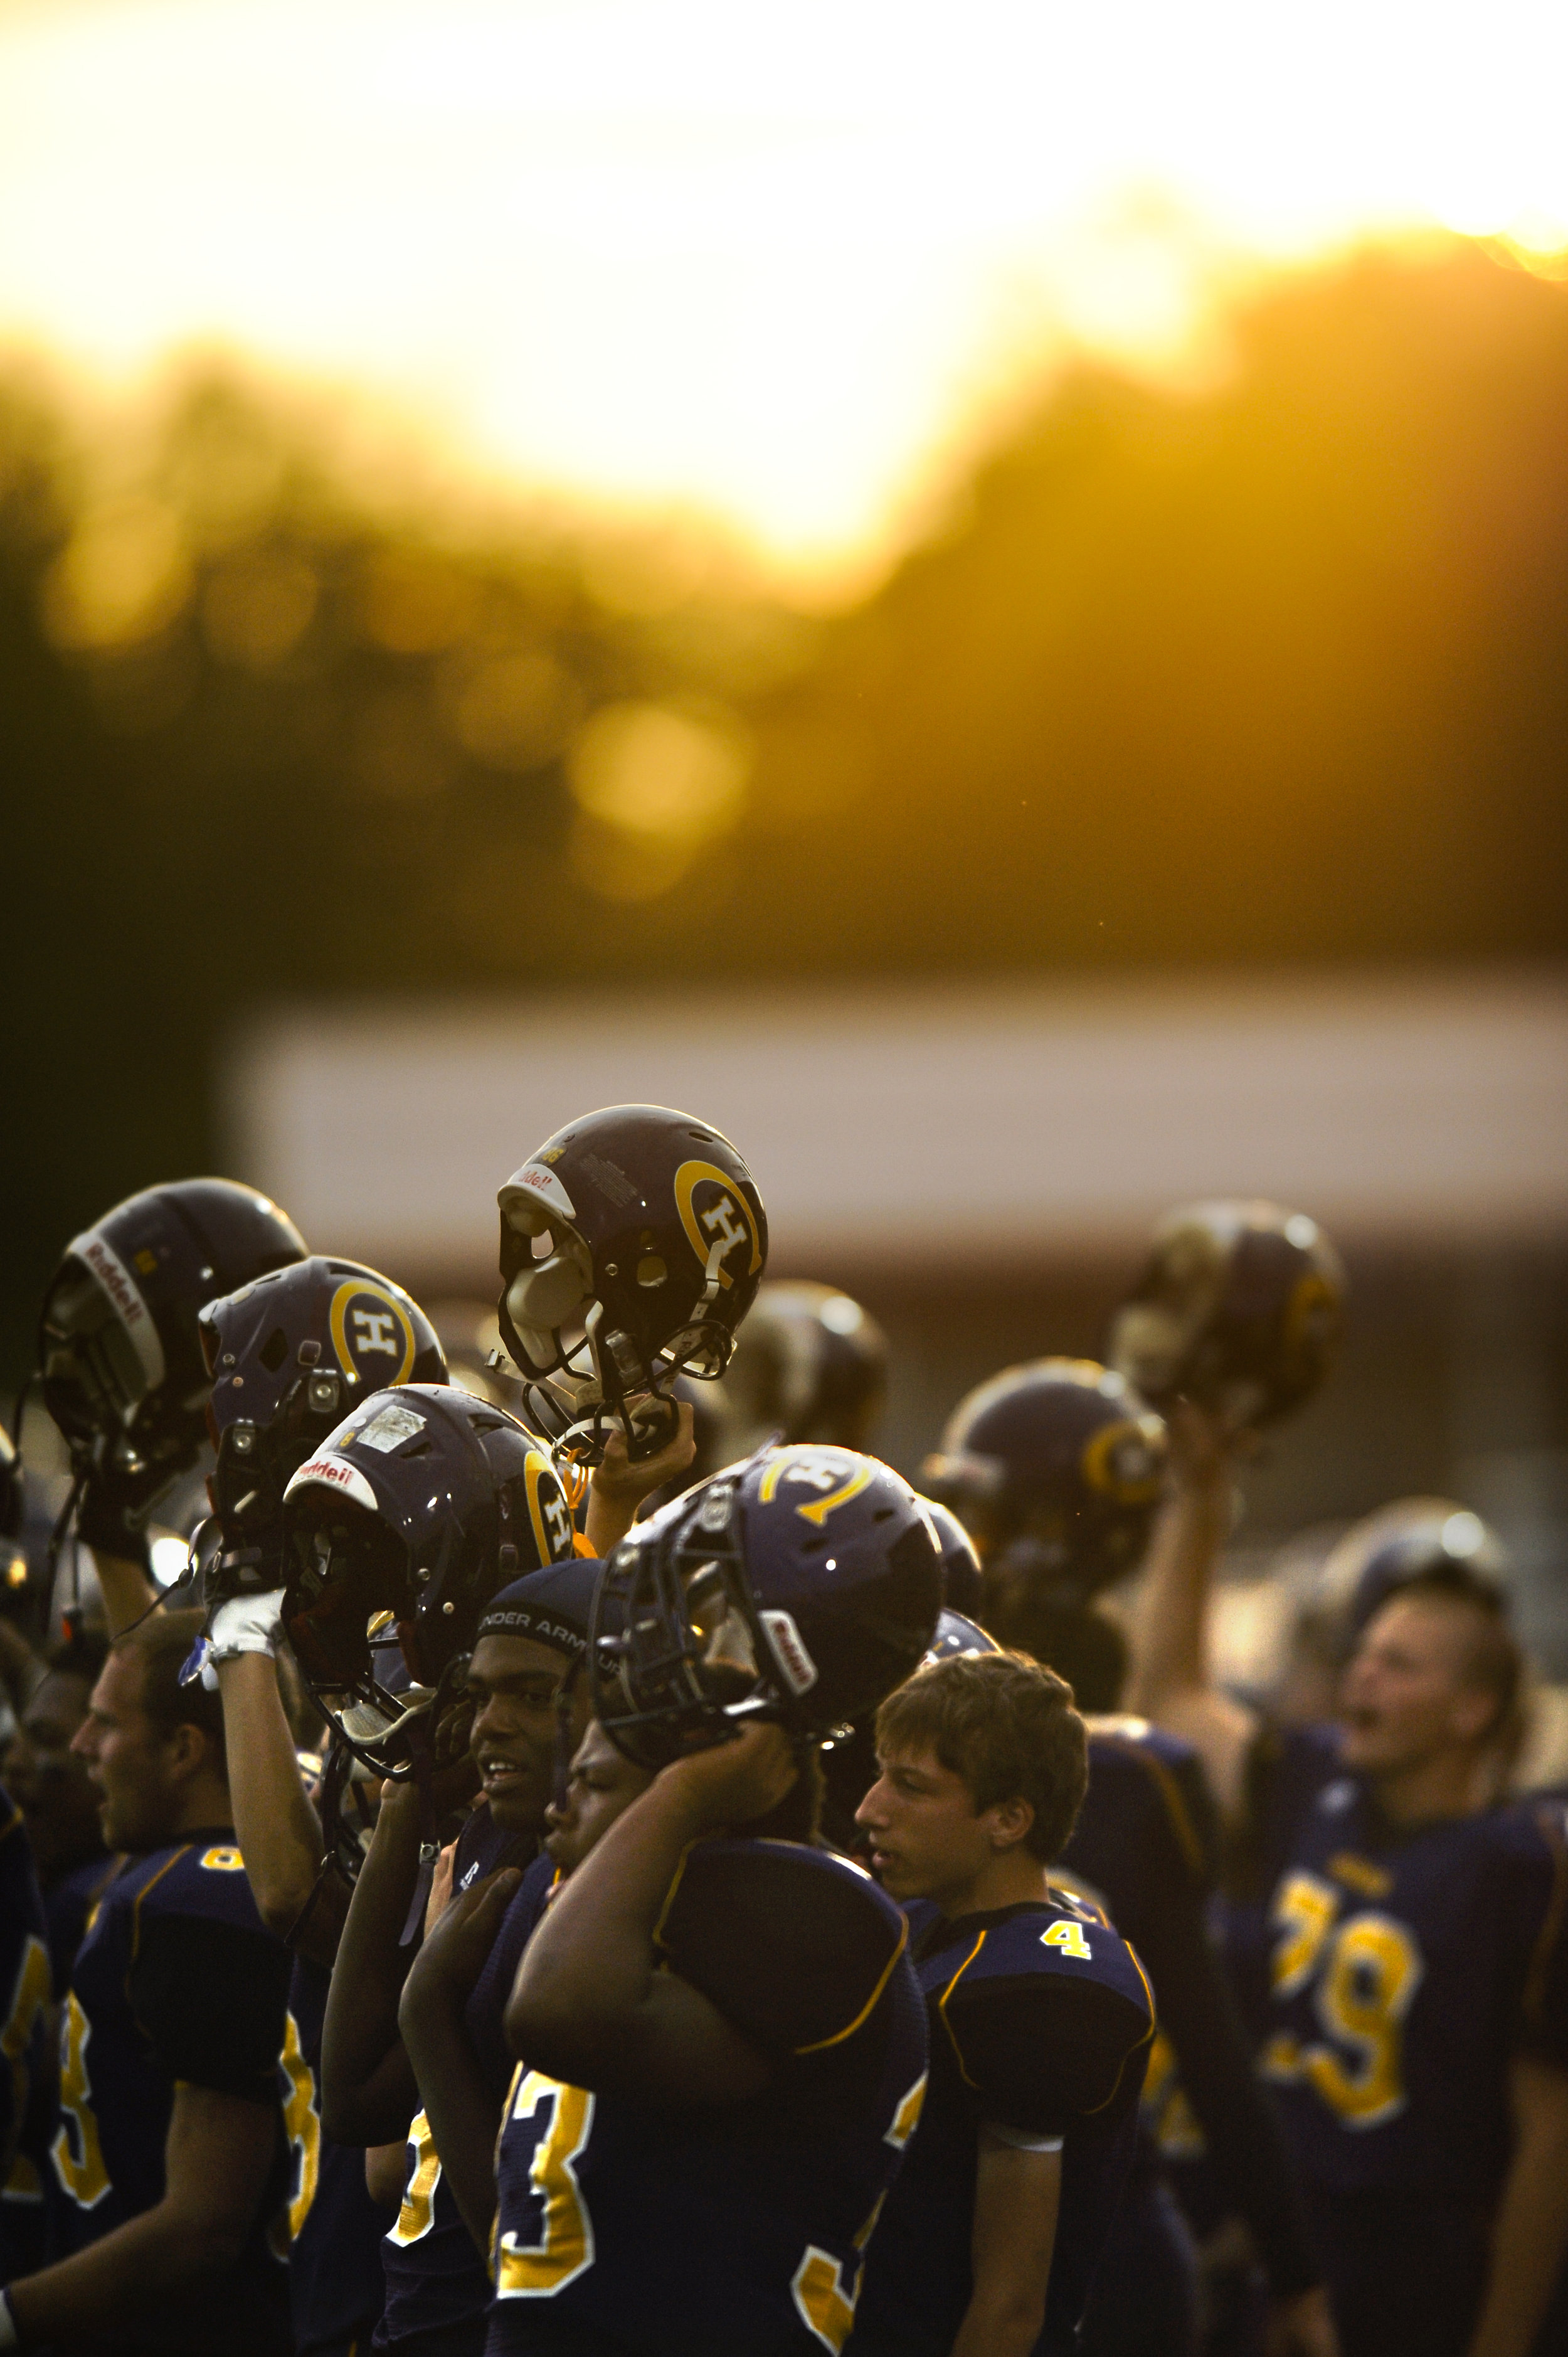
[376,1832,550,2353]
[46,1828,295,2355]
[487,1838,928,2357]
[1064,1716,1320,2302]
[0,1792,51,2280]
[285,1953,391,2356]
[1237,1728,1568,2202]
[850,1889,1154,2357]
[43,1846,120,1998]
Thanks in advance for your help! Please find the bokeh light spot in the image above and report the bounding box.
[43,496,190,649]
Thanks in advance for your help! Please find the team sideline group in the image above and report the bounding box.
[0,1102,1565,2357]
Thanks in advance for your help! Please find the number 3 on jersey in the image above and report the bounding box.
[494,2070,595,2297]
[1263,1871,1422,2127]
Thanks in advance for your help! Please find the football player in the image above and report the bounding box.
[0,1788,50,2284]
[1129,1400,1568,2357]
[485,1444,941,2357]
[0,1611,294,2356]
[3,1629,118,1989]
[394,1575,634,2267]
[925,1359,1334,2357]
[848,1648,1154,2357]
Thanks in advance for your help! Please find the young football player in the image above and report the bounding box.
[396,1717,655,2260]
[924,1360,1334,2357]
[1130,1402,1568,2357]
[486,1444,940,2357]
[848,1648,1154,2357]
[0,1612,294,2356]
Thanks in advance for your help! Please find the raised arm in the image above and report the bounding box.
[398,1868,523,2255]
[320,1781,424,2144]
[1126,1402,1258,1831]
[505,1727,792,2107]
[581,1400,696,1560]
[211,1621,341,1966]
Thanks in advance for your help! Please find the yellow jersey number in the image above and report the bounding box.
[389,2110,442,2245]
[494,2070,595,2297]
[51,1992,111,2208]
[1261,1870,1423,2129]
[278,2011,322,2242]
[1,1935,51,2200]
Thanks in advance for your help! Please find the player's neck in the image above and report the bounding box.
[940,1848,1047,1922]
[165,1777,236,1844]
[1370,1743,1483,1828]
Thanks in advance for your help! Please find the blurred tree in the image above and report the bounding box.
[4,237,1568,1388]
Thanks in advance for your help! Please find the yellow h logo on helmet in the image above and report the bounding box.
[674,1161,763,1290]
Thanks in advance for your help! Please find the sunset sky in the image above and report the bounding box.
[1,0,1564,585]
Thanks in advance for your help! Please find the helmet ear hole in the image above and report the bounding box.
[258,1326,290,1374]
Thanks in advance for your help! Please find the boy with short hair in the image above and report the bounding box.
[851,1650,1155,2357]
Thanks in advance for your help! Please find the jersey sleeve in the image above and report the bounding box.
[1511,1801,1568,2072]
[657,1842,904,2058]
[943,1974,1152,2141]
[129,1912,294,2101]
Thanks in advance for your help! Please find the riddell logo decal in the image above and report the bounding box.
[82,1237,146,1326]
[285,1455,378,1514]
[760,1609,818,1696]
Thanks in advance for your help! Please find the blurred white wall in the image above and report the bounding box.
[223,967,1568,1279]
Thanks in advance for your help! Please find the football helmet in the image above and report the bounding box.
[923,1359,1167,1609]
[696,1281,887,1468]
[921,1607,1001,1666]
[280,1385,574,1767]
[39,1179,308,1484]
[199,1256,448,1599]
[917,1496,983,1616]
[496,1104,767,1464]
[1107,1201,1345,1430]
[590,1442,942,1769]
[1316,1496,1508,1639]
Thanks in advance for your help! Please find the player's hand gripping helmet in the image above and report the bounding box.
[38,1181,307,1550]
[590,1442,943,1769]
[497,1104,767,1464]
[695,1281,887,1471]
[199,1257,448,1599]
[1107,1201,1345,1432]
[281,1385,574,1768]
[924,1359,1167,1610]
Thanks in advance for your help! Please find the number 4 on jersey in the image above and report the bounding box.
[1041,1920,1093,1960]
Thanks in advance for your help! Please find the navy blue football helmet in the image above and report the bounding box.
[694,1280,886,1474]
[916,1496,983,1615]
[281,1385,575,1765]
[1318,1497,1508,1639]
[921,1607,1001,1666]
[1108,1200,1345,1431]
[924,1359,1167,1610]
[39,1179,308,1483]
[591,1442,943,1769]
[496,1104,767,1467]
[199,1257,448,1599]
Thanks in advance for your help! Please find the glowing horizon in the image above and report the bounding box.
[1,0,1564,588]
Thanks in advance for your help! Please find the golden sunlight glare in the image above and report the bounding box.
[0,0,1564,582]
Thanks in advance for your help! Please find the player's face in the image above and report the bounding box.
[467,1634,586,1835]
[856,1744,999,1907]
[69,1649,183,1853]
[544,1720,654,1873]
[1339,1596,1495,1773]
[3,1669,103,1878]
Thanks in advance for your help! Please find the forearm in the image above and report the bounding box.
[950,2289,1047,2357]
[1126,1476,1231,1711]
[1468,2097,1568,2357]
[87,1547,158,1637]
[321,1783,423,2142]
[507,1776,702,2058]
[215,1653,324,1941]
[399,1991,503,2257]
[8,2195,239,2339]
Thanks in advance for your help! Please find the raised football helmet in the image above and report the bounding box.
[38,1179,308,1485]
[695,1281,887,1471]
[1315,1496,1508,1639]
[496,1105,766,1465]
[280,1385,574,1767]
[199,1257,448,1599]
[1107,1201,1345,1430]
[590,1442,942,1769]
[923,1359,1167,1610]
[916,1496,983,1615]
